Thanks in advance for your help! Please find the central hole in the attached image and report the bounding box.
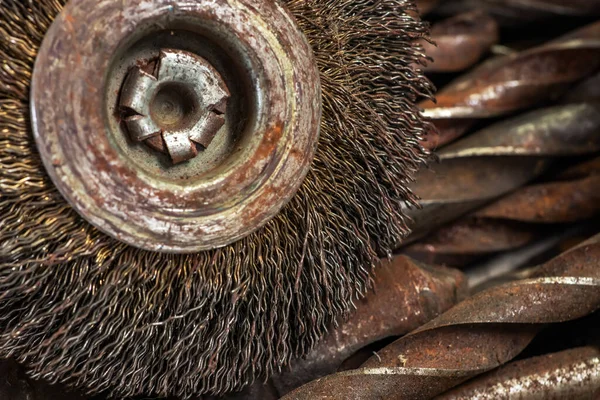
[150,82,199,130]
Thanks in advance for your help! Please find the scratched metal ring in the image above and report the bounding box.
[31,0,321,253]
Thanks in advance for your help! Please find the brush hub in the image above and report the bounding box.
[119,49,230,164]
[31,0,321,253]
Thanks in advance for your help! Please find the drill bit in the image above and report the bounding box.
[272,256,468,395]
[420,119,475,151]
[284,232,600,399]
[422,11,499,73]
[475,158,600,224]
[421,21,600,120]
[420,22,600,149]
[436,346,600,399]
[404,102,600,242]
[406,156,600,266]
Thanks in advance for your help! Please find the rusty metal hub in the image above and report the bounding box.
[30,0,321,253]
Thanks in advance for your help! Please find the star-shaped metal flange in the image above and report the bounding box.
[120,49,230,164]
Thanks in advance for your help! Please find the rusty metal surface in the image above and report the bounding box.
[405,220,540,265]
[464,226,594,289]
[420,119,475,150]
[422,11,499,73]
[405,156,600,265]
[272,256,468,395]
[284,233,600,399]
[31,0,322,253]
[420,21,600,119]
[436,346,600,399]
[475,168,600,224]
[439,103,600,157]
[403,103,600,242]
[434,0,600,26]
[1,1,598,400]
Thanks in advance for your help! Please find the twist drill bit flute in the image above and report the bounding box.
[437,346,600,399]
[272,257,468,395]
[419,21,600,150]
[285,233,600,399]
[421,11,499,73]
[421,21,600,120]
[404,102,600,242]
[406,156,600,267]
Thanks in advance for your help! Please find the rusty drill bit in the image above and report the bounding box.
[272,256,468,395]
[433,0,600,26]
[421,23,600,149]
[475,159,600,224]
[404,102,600,242]
[420,21,600,120]
[405,156,600,266]
[436,346,600,399]
[481,0,600,17]
[420,119,475,151]
[202,256,468,400]
[284,232,600,399]
[422,11,499,73]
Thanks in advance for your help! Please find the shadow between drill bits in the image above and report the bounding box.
[435,0,600,21]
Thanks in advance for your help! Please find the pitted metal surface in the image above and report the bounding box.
[420,21,600,120]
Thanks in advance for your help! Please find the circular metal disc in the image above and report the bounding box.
[31,0,321,253]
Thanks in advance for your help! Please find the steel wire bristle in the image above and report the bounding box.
[0,0,436,397]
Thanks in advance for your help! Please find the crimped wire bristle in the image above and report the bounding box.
[0,0,434,398]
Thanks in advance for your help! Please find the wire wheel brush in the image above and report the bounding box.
[0,0,433,397]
